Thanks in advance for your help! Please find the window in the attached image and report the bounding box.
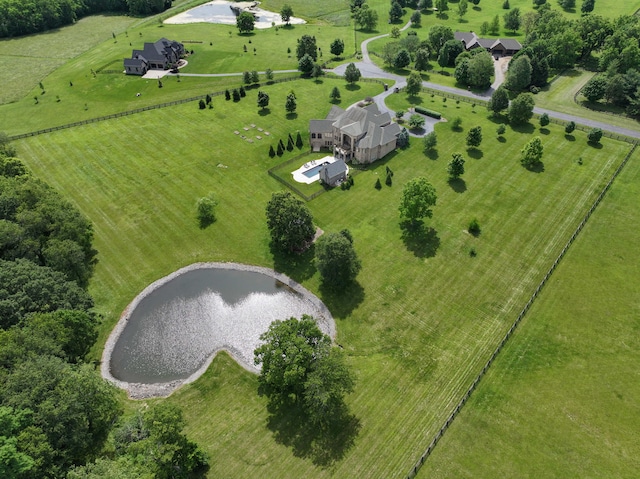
[311,133,316,139]
[318,133,322,139]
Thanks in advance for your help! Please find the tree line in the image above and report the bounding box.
[0,137,208,478]
[0,0,172,37]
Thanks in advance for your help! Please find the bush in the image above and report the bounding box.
[468,218,480,235]
[587,128,603,144]
[198,99,206,110]
[497,123,506,136]
[451,117,462,131]
[197,194,217,228]
[414,106,442,119]
[385,173,392,186]
[565,121,576,134]
[375,178,382,189]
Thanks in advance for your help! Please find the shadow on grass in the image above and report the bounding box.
[266,398,360,467]
[406,95,423,105]
[258,108,271,116]
[400,220,440,258]
[497,136,506,143]
[271,243,316,282]
[319,280,365,319]
[467,148,483,159]
[588,141,604,149]
[523,161,545,173]
[539,127,550,135]
[198,217,215,229]
[345,84,361,91]
[511,123,535,134]
[425,149,439,160]
[448,177,467,193]
[564,134,576,141]
[286,112,298,120]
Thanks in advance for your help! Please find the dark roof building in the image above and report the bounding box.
[454,32,522,56]
[124,38,185,75]
[319,159,348,186]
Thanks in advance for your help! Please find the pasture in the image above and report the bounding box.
[14,84,632,477]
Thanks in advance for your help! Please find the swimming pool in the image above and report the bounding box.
[302,162,329,178]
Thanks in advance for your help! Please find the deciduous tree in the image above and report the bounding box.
[236,11,255,33]
[414,48,430,71]
[265,192,314,252]
[394,49,411,69]
[344,63,362,84]
[399,177,437,225]
[296,35,318,61]
[423,131,437,152]
[406,71,423,96]
[315,230,361,288]
[447,153,465,179]
[503,7,521,33]
[257,90,270,110]
[330,38,345,57]
[508,92,535,124]
[408,114,425,130]
[520,136,544,168]
[504,55,532,91]
[280,4,294,25]
[466,126,482,148]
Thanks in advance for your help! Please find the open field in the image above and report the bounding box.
[14,82,633,477]
[421,146,640,478]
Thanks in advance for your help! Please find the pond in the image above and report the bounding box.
[164,0,306,28]
[102,263,334,398]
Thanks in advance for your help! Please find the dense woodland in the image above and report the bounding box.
[0,0,172,37]
[0,137,208,478]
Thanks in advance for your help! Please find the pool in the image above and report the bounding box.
[302,162,329,178]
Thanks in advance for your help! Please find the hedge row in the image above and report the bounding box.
[414,106,442,119]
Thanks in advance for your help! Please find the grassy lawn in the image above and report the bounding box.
[14,85,632,477]
[420,146,640,478]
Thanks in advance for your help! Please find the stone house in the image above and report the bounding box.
[454,32,522,56]
[309,104,402,165]
[124,38,185,75]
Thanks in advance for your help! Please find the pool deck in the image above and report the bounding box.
[292,155,341,184]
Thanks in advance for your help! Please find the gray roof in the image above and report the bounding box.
[493,38,522,51]
[124,58,146,68]
[325,105,345,121]
[455,31,522,53]
[309,119,334,133]
[321,159,347,181]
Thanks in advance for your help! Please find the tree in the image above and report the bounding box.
[296,35,317,61]
[414,48,430,71]
[354,4,378,30]
[239,85,246,97]
[565,121,576,134]
[558,0,575,9]
[344,63,362,84]
[350,0,367,13]
[0,406,36,478]
[296,131,304,148]
[466,126,482,148]
[265,68,274,82]
[330,86,341,101]
[438,40,464,68]
[503,0,510,8]
[399,177,437,225]
[467,50,494,88]
[580,75,605,103]
[265,191,314,252]
[250,70,259,83]
[198,99,206,109]
[520,136,544,168]
[581,0,595,14]
[508,93,535,124]
[411,10,421,27]
[539,113,550,127]
[497,123,507,136]
[428,24,453,52]
[315,230,361,288]
[285,92,297,113]
[298,54,315,76]
[312,63,324,80]
[423,131,437,152]
[389,1,404,23]
[254,316,330,399]
[503,7,521,33]
[236,11,255,34]
[225,89,231,100]
[394,49,411,69]
[408,114,425,130]
[406,71,423,96]
[330,38,345,58]
[451,116,463,130]
[458,0,468,19]
[454,58,470,84]
[419,0,433,9]
[487,86,509,115]
[391,26,401,38]
[257,91,269,110]
[243,70,251,84]
[196,194,217,228]
[587,128,603,143]
[447,153,465,179]
[397,127,410,148]
[280,4,294,25]
[504,55,532,91]
[435,0,449,17]
[490,14,500,35]
[232,89,240,101]
[0,259,93,330]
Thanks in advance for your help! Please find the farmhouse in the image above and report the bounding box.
[124,38,185,75]
[454,32,522,56]
[309,104,402,165]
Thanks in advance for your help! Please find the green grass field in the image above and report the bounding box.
[14,81,633,477]
[421,146,640,478]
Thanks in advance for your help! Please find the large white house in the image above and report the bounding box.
[309,104,402,165]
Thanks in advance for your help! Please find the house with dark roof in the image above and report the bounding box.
[319,159,348,186]
[309,104,402,165]
[454,32,522,56]
[124,38,185,75]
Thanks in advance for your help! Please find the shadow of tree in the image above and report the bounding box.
[258,108,271,116]
[266,398,360,467]
[524,161,545,173]
[271,243,316,282]
[286,112,298,120]
[198,217,215,229]
[467,148,483,159]
[539,127,550,135]
[564,134,576,141]
[511,123,535,134]
[319,280,365,319]
[588,141,603,149]
[497,136,506,143]
[345,84,361,91]
[400,220,440,258]
[448,177,467,193]
[425,149,439,160]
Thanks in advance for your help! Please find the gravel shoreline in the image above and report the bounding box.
[101,262,335,399]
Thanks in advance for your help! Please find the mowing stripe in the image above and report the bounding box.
[404,143,638,479]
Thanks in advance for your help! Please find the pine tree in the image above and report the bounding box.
[269,145,276,157]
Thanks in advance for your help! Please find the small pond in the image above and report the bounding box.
[102,263,333,398]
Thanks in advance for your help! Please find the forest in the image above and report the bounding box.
[0,0,171,37]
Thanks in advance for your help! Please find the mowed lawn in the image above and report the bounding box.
[14,81,633,478]
[421,147,640,478]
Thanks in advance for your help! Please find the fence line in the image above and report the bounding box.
[8,76,300,141]
[267,150,326,202]
[404,143,638,479]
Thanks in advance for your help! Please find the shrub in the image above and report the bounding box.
[451,117,462,130]
[385,173,392,186]
[565,121,576,134]
[198,99,206,109]
[414,106,442,119]
[375,178,382,189]
[197,194,217,228]
[468,218,480,235]
[497,123,506,136]
[587,128,603,144]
